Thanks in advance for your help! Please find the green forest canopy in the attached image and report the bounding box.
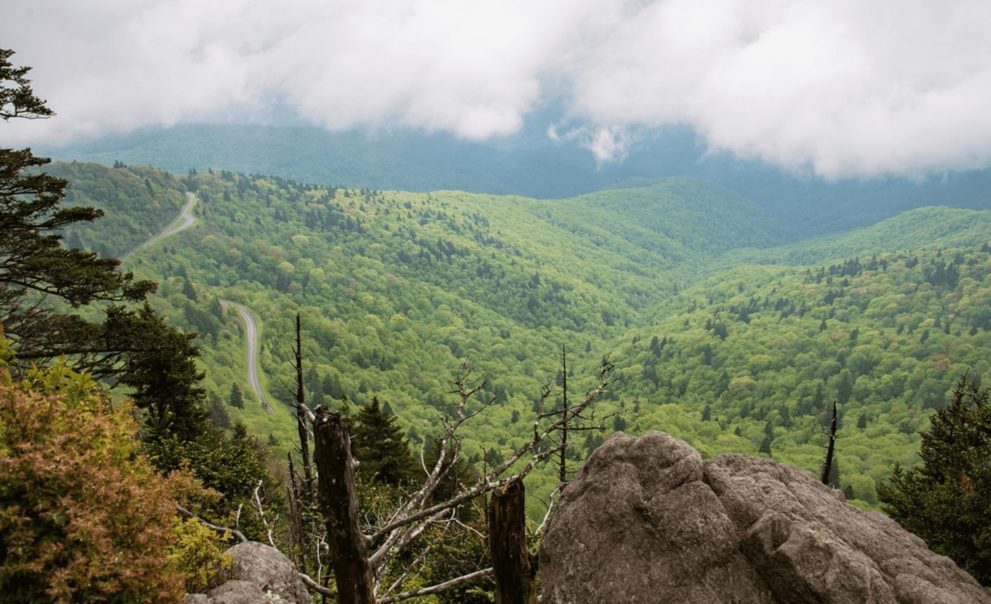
[64,162,991,512]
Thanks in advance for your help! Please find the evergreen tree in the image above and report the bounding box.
[208,395,231,429]
[229,382,245,409]
[1,49,156,376]
[181,278,198,301]
[857,413,868,430]
[0,49,51,120]
[116,304,208,442]
[351,397,417,486]
[880,375,991,585]
[758,435,772,455]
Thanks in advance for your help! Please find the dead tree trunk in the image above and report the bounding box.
[313,406,375,604]
[286,453,305,571]
[559,345,569,484]
[295,313,314,500]
[488,478,536,604]
[821,401,838,486]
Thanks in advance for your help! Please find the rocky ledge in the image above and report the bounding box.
[540,430,990,604]
[186,541,313,604]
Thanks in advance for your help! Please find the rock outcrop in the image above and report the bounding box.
[540,430,990,604]
[186,541,313,604]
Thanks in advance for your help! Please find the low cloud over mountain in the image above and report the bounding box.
[5,0,991,178]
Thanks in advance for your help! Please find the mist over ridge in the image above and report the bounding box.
[45,121,991,240]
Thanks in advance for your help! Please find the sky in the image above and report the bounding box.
[3,0,991,179]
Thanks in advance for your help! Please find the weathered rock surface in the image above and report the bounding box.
[540,430,990,604]
[186,541,313,604]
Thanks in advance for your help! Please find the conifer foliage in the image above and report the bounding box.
[351,396,418,486]
[0,48,156,376]
[880,375,991,585]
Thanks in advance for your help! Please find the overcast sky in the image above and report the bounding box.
[3,0,991,178]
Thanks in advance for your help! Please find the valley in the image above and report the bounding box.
[62,161,991,512]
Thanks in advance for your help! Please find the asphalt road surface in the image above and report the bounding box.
[219,299,273,413]
[122,191,198,260]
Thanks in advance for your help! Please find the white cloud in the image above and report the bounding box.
[550,124,635,165]
[3,0,991,177]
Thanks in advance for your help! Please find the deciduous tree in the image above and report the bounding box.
[0,350,185,602]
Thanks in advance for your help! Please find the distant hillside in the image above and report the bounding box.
[42,123,991,238]
[611,238,991,507]
[50,162,186,258]
[59,162,991,512]
[734,206,991,266]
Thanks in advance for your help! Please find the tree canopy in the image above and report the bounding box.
[880,375,991,585]
[351,396,419,486]
[0,48,156,376]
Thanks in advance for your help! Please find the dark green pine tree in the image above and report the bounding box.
[114,303,208,442]
[351,396,418,486]
[181,277,198,301]
[1,48,155,376]
[880,375,991,585]
[758,435,772,456]
[229,382,245,409]
[209,394,232,429]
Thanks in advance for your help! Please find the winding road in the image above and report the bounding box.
[121,190,272,414]
[219,299,273,414]
[122,191,198,260]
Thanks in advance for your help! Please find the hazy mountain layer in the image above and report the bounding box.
[44,124,991,239]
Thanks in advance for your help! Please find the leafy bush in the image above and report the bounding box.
[0,359,185,602]
[0,336,230,602]
[167,518,233,593]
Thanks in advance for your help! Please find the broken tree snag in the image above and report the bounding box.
[313,405,375,604]
[488,478,536,604]
[559,345,569,485]
[295,313,314,500]
[821,400,838,486]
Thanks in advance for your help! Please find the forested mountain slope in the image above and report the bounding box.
[612,244,991,505]
[51,162,186,258]
[63,163,991,509]
[45,123,991,238]
[733,206,991,267]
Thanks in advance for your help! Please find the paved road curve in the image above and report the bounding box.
[121,192,271,412]
[122,191,198,260]
[219,299,273,413]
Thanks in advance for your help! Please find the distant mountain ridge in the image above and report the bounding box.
[56,161,991,514]
[42,123,991,239]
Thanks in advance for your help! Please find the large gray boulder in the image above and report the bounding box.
[540,431,990,604]
[186,541,313,604]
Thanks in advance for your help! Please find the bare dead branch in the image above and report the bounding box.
[252,479,277,549]
[369,365,610,542]
[299,572,336,597]
[175,503,248,544]
[532,484,563,543]
[377,568,494,603]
